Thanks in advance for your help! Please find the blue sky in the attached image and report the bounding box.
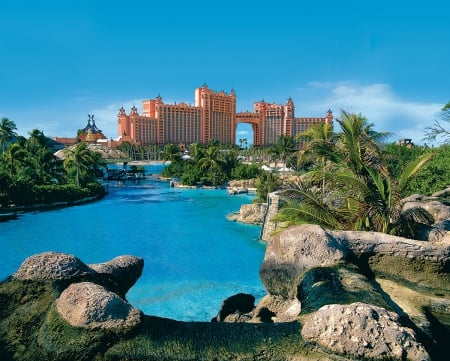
[1,0,449,145]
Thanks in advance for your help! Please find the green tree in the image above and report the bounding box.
[254,171,280,203]
[198,145,224,186]
[0,117,18,156]
[404,144,450,196]
[188,142,204,161]
[162,144,182,163]
[25,129,59,184]
[296,122,338,170]
[382,143,427,181]
[4,142,27,178]
[271,135,296,167]
[423,101,450,144]
[231,163,261,180]
[63,143,96,186]
[278,111,432,238]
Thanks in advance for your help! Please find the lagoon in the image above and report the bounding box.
[0,164,266,321]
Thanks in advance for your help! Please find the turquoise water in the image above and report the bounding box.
[0,164,266,321]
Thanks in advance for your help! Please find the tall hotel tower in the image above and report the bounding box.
[118,84,236,146]
[117,84,332,147]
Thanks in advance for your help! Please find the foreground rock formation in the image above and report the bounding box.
[1,189,449,360]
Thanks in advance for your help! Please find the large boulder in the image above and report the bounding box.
[13,251,95,281]
[261,225,450,300]
[260,224,346,299]
[331,228,450,291]
[402,193,450,224]
[55,282,142,329]
[301,302,430,361]
[234,203,267,225]
[12,252,144,297]
[212,293,255,322]
[252,295,301,323]
[89,255,144,297]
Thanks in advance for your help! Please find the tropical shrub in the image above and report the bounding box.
[231,163,261,180]
[277,111,434,238]
[404,145,450,196]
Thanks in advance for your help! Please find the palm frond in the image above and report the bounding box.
[398,152,433,191]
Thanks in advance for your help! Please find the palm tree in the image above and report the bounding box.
[296,122,338,195]
[198,145,226,185]
[278,111,433,237]
[254,171,280,203]
[296,122,338,169]
[272,135,296,168]
[161,144,182,163]
[63,142,95,186]
[189,142,204,161]
[198,145,220,173]
[0,118,18,156]
[335,111,389,178]
[25,129,58,184]
[4,142,28,178]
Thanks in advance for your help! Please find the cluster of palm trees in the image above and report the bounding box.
[161,141,242,186]
[238,138,248,149]
[277,111,434,238]
[0,118,104,207]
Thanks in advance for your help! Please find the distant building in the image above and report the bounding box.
[236,98,333,147]
[77,114,106,142]
[396,138,414,148]
[52,137,77,147]
[53,114,108,147]
[117,84,332,147]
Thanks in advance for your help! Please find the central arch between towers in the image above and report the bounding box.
[235,112,262,146]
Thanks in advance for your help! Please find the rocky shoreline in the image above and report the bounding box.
[1,189,450,360]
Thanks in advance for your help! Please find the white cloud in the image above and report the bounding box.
[298,82,443,145]
[236,130,250,136]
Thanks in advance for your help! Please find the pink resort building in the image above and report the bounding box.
[117,84,333,147]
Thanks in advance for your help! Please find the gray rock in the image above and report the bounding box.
[252,295,301,323]
[301,302,430,361]
[12,252,144,298]
[402,199,450,225]
[212,293,255,322]
[13,251,94,281]
[431,186,450,198]
[234,203,267,225]
[298,264,391,314]
[260,224,449,307]
[55,282,142,329]
[330,228,450,264]
[260,224,346,298]
[89,255,144,297]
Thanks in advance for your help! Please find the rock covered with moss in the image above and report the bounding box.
[0,253,331,361]
[255,221,449,359]
[13,251,143,297]
[13,252,95,281]
[1,215,450,361]
[11,251,144,331]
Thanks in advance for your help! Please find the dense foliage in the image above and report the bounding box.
[0,118,105,209]
[382,142,450,197]
[160,142,264,187]
[276,111,437,238]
